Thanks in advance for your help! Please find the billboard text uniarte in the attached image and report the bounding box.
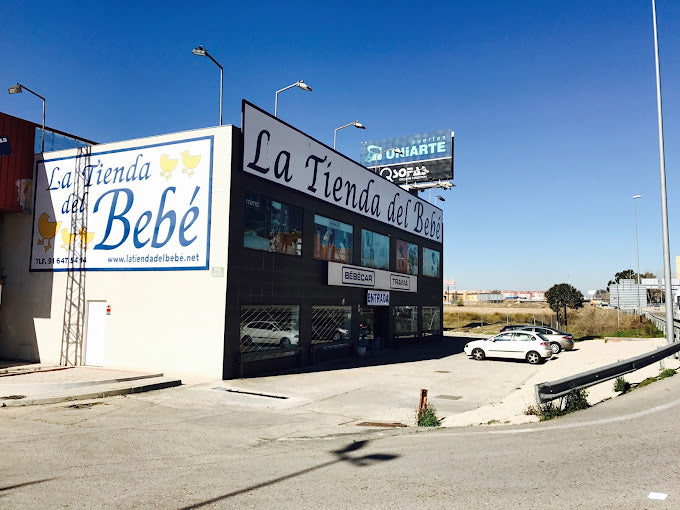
[242,101,443,243]
[360,130,454,185]
[31,136,213,271]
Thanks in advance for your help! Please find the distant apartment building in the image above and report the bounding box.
[443,289,546,304]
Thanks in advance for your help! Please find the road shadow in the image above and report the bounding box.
[178,440,399,509]
[270,336,470,377]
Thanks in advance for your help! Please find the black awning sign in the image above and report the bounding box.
[0,136,10,156]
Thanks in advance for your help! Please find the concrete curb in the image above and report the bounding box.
[0,377,182,407]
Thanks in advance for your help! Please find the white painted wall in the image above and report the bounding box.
[0,125,234,380]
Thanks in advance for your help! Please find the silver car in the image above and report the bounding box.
[240,320,299,348]
[464,331,553,364]
[516,326,574,354]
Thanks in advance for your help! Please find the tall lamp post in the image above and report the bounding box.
[274,80,312,117]
[192,45,223,126]
[373,147,403,172]
[633,194,642,315]
[333,121,365,150]
[651,0,675,345]
[8,83,45,152]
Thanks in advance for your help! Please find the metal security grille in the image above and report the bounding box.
[239,305,300,353]
[422,306,441,333]
[394,306,418,336]
[423,306,442,334]
[311,306,351,344]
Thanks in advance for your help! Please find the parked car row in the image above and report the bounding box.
[464,324,575,364]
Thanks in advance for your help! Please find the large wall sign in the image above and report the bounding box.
[31,136,213,271]
[360,130,454,185]
[242,101,442,243]
[328,262,417,292]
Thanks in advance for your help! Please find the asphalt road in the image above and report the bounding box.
[2,368,680,508]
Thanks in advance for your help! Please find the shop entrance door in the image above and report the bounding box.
[85,301,106,366]
[358,306,375,341]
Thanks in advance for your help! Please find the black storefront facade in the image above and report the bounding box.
[223,102,444,379]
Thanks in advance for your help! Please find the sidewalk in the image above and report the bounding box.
[2,336,678,429]
[0,363,181,406]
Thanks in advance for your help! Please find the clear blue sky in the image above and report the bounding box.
[3,1,678,294]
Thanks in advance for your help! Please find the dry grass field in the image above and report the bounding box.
[444,302,662,339]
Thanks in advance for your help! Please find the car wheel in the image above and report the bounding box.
[526,351,541,364]
[240,335,252,347]
[279,337,291,348]
[471,348,485,361]
[550,342,562,354]
[332,331,342,341]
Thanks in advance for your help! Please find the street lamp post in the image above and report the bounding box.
[274,80,312,117]
[633,194,642,315]
[373,147,403,172]
[192,45,223,126]
[8,83,45,152]
[651,0,675,345]
[333,121,365,150]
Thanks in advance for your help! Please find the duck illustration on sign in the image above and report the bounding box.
[160,154,178,180]
[37,213,61,251]
[60,228,77,249]
[181,150,201,177]
[79,228,95,249]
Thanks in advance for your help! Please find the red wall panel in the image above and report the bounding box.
[0,112,35,213]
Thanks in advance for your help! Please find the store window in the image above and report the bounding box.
[311,305,351,344]
[313,215,353,263]
[361,229,389,270]
[239,305,300,353]
[243,194,302,256]
[422,306,441,336]
[394,306,418,338]
[423,247,440,277]
[395,239,418,275]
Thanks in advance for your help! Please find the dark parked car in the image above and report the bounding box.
[499,324,531,333]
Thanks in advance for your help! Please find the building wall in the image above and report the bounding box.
[223,119,444,378]
[0,126,236,380]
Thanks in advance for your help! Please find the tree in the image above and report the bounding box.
[545,283,584,329]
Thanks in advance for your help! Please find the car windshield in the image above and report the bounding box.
[536,333,549,342]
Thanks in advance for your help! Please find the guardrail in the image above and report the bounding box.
[535,341,680,403]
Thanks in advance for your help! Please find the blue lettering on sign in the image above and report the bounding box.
[367,290,389,306]
[93,186,202,251]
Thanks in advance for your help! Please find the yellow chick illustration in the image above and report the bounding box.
[60,228,77,250]
[160,153,178,180]
[79,227,95,250]
[37,213,61,251]
[181,150,201,177]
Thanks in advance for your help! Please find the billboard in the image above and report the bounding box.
[360,129,454,185]
[242,101,443,243]
[31,135,213,271]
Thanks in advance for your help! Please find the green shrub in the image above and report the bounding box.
[637,377,656,388]
[563,388,590,412]
[658,368,677,380]
[416,403,441,427]
[524,389,589,421]
[614,376,630,393]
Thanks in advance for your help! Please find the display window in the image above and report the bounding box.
[394,306,418,337]
[243,194,302,256]
[423,247,441,277]
[361,229,389,270]
[395,239,418,275]
[239,305,300,353]
[422,306,441,334]
[313,215,353,263]
[311,305,351,344]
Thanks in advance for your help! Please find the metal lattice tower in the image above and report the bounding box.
[59,146,90,366]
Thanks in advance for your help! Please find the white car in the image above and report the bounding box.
[240,320,299,348]
[464,331,553,364]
